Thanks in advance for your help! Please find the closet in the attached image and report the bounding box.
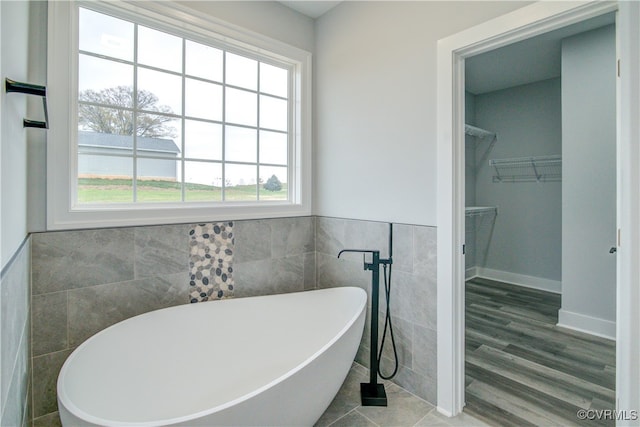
[464,16,616,337]
[461,13,617,425]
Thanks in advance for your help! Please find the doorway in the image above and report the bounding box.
[461,16,617,422]
[436,1,640,419]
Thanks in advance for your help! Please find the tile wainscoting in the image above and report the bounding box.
[1,237,32,427]
[316,217,437,404]
[29,216,436,425]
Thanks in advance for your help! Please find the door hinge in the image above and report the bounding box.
[462,244,466,255]
[617,59,621,77]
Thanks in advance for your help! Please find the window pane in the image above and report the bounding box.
[137,68,182,114]
[184,161,222,201]
[259,131,287,165]
[226,52,257,90]
[186,40,222,82]
[225,164,257,201]
[79,8,134,61]
[136,158,181,202]
[79,55,133,95]
[185,120,222,160]
[226,88,256,126]
[225,126,256,163]
[185,78,222,121]
[135,114,181,151]
[77,154,133,204]
[78,106,133,135]
[137,26,182,73]
[259,166,287,200]
[73,8,296,209]
[260,95,288,131]
[260,63,288,98]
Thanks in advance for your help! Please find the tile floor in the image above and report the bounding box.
[316,363,490,427]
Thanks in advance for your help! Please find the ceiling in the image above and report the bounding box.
[278,1,341,19]
[465,12,616,95]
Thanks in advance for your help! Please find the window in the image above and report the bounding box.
[47,1,311,229]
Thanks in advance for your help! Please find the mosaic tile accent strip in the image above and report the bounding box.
[189,222,235,303]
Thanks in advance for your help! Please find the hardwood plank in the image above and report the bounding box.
[465,386,539,427]
[466,364,611,427]
[466,375,586,427]
[464,279,616,426]
[503,344,615,390]
[467,345,596,409]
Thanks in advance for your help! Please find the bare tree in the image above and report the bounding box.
[79,86,176,138]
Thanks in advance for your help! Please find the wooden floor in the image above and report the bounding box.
[464,277,616,427]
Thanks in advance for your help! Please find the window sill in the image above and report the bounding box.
[47,201,311,230]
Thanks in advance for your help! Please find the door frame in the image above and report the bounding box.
[436,0,640,418]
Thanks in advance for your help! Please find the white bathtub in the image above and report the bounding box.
[57,287,366,426]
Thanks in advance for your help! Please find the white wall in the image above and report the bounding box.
[465,91,477,208]
[473,79,562,283]
[1,2,32,425]
[314,1,531,226]
[179,1,314,53]
[465,92,477,272]
[26,1,47,232]
[1,0,29,266]
[560,25,616,338]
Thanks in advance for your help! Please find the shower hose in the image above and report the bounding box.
[377,228,399,380]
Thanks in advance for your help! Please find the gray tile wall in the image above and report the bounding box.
[30,225,192,424]
[1,238,31,427]
[28,215,437,424]
[234,217,316,297]
[316,217,438,404]
[29,216,316,424]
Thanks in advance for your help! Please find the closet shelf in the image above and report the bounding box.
[465,206,497,217]
[490,155,561,183]
[466,124,497,170]
[465,124,496,141]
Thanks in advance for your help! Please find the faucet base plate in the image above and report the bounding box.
[360,382,387,406]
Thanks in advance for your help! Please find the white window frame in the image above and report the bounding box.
[47,0,312,230]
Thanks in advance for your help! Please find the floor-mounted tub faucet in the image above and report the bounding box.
[337,248,392,406]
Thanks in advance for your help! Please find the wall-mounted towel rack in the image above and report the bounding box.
[490,155,561,183]
[5,78,49,129]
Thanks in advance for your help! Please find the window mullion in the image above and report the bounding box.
[181,38,187,202]
[221,51,227,201]
[256,63,261,201]
[132,23,139,203]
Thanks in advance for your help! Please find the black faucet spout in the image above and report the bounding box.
[337,248,377,258]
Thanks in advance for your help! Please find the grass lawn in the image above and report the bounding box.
[78,178,288,203]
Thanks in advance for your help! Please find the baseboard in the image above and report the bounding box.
[465,267,477,280]
[436,407,454,417]
[474,267,561,294]
[557,309,616,340]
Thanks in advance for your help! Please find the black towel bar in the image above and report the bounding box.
[5,78,49,129]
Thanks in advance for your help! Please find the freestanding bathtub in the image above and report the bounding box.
[57,287,366,426]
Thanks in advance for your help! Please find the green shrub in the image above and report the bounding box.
[263,174,282,191]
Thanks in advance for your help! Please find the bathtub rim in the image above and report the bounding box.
[57,286,367,427]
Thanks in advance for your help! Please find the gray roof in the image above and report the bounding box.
[78,131,180,154]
